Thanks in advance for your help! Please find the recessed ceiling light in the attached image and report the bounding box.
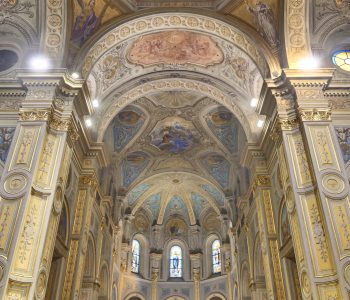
[29,55,50,71]
[85,118,92,127]
[92,99,99,108]
[250,98,258,107]
[71,72,80,79]
[299,56,319,70]
[257,119,264,128]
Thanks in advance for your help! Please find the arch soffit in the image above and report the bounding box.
[206,292,226,300]
[124,293,146,300]
[285,0,311,68]
[96,78,256,144]
[79,12,279,77]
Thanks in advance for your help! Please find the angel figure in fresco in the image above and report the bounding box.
[245,0,279,48]
[71,0,108,46]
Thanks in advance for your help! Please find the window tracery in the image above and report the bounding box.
[332,50,350,71]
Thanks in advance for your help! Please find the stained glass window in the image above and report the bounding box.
[332,50,350,72]
[212,239,221,274]
[169,245,182,278]
[131,239,140,273]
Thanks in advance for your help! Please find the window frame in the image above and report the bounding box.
[131,239,141,274]
[169,245,183,278]
[212,239,222,274]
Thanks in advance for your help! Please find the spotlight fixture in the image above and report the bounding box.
[85,118,92,127]
[298,56,319,70]
[29,55,50,71]
[257,119,264,128]
[250,98,258,107]
[71,72,80,79]
[92,99,99,108]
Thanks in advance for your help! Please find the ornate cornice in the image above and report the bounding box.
[19,109,51,121]
[278,116,299,130]
[298,108,331,121]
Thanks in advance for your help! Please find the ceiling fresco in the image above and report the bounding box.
[126,173,224,225]
[88,30,265,101]
[200,153,230,188]
[71,0,121,47]
[205,107,240,153]
[122,151,150,187]
[231,0,279,48]
[128,31,224,67]
[150,116,201,154]
[112,106,145,152]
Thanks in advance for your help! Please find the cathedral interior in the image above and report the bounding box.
[0,0,350,299]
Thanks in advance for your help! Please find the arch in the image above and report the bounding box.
[131,239,141,273]
[124,292,146,300]
[83,234,96,279]
[99,262,109,298]
[253,234,265,281]
[240,261,251,298]
[131,233,150,278]
[57,197,70,245]
[163,239,190,281]
[79,12,277,77]
[96,78,256,144]
[169,245,183,278]
[206,292,226,300]
[278,200,292,246]
[165,297,186,300]
[204,234,223,277]
[284,0,311,67]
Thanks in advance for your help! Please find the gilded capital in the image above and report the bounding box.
[298,108,331,121]
[19,109,51,121]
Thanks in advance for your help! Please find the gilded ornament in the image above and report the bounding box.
[49,114,70,131]
[344,264,350,285]
[79,175,97,188]
[299,108,331,121]
[19,110,50,122]
[52,188,63,215]
[279,116,299,130]
[255,175,271,186]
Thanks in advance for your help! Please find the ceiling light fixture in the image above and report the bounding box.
[71,72,80,79]
[85,118,92,127]
[250,98,258,107]
[257,119,264,128]
[29,55,50,71]
[92,99,99,108]
[298,56,319,70]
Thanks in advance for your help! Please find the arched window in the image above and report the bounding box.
[131,239,140,273]
[169,245,182,278]
[212,239,221,274]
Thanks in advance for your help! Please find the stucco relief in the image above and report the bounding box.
[128,31,224,67]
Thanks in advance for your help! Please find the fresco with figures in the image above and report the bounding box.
[113,106,145,152]
[206,107,239,153]
[335,127,350,163]
[150,117,200,154]
[200,153,230,188]
[0,127,15,163]
[122,151,149,187]
[128,31,224,67]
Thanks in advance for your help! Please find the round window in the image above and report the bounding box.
[0,50,18,72]
[332,50,350,72]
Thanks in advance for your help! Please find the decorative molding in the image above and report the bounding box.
[279,116,299,130]
[19,110,50,122]
[298,108,331,121]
